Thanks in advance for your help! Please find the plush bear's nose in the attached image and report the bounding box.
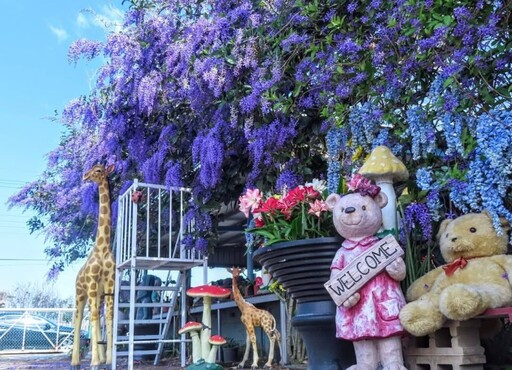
[451,237,458,242]
[345,207,356,214]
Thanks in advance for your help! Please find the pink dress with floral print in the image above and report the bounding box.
[330,236,406,341]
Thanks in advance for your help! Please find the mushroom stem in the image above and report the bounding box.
[190,331,202,363]
[201,296,212,357]
[376,180,398,231]
[206,344,219,363]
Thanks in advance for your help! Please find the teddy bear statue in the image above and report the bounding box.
[399,211,512,337]
[325,174,407,370]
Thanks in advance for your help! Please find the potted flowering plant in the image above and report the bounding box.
[239,179,336,246]
[239,179,355,370]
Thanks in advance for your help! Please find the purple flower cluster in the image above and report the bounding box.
[402,203,433,242]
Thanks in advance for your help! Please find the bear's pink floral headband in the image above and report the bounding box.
[346,173,381,198]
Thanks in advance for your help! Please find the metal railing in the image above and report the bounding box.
[115,180,202,267]
[0,308,89,353]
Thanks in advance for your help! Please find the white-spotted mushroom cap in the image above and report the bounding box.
[186,285,231,299]
[178,321,202,335]
[358,146,409,183]
[209,335,227,346]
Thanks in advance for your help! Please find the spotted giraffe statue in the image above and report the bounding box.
[71,164,116,370]
[231,267,282,369]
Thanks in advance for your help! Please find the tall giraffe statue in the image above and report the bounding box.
[231,267,282,369]
[71,164,116,370]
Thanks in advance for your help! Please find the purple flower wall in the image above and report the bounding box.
[8,0,512,275]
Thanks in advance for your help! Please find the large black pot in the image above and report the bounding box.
[253,237,355,370]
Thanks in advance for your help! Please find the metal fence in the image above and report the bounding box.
[0,308,89,353]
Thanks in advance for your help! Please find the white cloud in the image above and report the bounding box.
[91,4,124,32]
[76,13,90,29]
[49,25,69,43]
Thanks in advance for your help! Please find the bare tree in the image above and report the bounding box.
[6,281,73,308]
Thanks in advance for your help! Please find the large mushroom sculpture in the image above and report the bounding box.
[358,145,409,231]
[186,285,231,363]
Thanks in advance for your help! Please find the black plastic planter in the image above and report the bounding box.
[253,237,355,370]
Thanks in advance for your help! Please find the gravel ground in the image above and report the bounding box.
[0,353,306,370]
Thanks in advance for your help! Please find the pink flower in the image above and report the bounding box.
[347,173,368,191]
[239,188,262,217]
[132,190,144,204]
[308,199,328,217]
[255,277,263,287]
[346,173,381,198]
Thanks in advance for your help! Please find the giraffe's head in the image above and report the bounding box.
[231,266,244,278]
[83,164,114,184]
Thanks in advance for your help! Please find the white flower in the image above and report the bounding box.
[305,178,327,192]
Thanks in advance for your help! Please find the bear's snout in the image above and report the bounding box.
[345,207,356,214]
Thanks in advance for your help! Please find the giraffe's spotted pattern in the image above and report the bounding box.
[231,267,282,368]
[71,164,116,369]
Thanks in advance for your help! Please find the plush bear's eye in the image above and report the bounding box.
[446,233,449,238]
[362,205,367,211]
[470,227,477,233]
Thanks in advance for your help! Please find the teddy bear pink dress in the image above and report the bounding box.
[330,235,406,341]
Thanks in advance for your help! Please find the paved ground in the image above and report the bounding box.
[0,353,307,369]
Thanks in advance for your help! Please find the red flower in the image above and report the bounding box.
[284,186,306,206]
[254,217,265,227]
[254,196,280,214]
[277,199,293,220]
[303,185,320,200]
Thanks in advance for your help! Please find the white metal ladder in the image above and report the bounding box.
[111,180,205,370]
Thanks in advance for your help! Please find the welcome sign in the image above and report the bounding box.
[324,235,404,306]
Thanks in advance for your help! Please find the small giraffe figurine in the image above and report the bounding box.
[231,267,282,369]
[71,164,116,370]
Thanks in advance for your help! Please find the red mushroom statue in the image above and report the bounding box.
[178,321,203,363]
[186,285,231,360]
[207,335,226,363]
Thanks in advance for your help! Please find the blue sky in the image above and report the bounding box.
[0,1,125,299]
[0,2,226,301]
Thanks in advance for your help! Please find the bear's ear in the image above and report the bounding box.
[482,210,510,233]
[500,217,510,233]
[325,194,341,211]
[482,209,492,219]
[374,192,388,209]
[437,218,452,241]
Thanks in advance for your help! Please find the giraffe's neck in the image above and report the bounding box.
[94,180,111,253]
[232,276,247,311]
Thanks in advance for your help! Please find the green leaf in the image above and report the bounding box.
[443,77,454,88]
[442,15,453,26]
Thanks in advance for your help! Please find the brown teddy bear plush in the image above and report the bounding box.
[399,211,512,337]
